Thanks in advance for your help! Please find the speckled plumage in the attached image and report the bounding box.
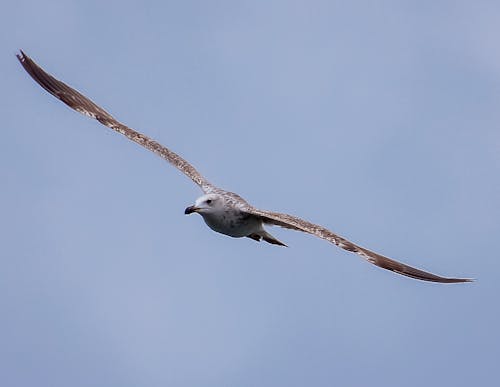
[17,50,472,283]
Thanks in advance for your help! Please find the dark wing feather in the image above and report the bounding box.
[17,50,214,192]
[247,207,472,283]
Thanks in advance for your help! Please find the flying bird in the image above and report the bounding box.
[17,50,472,283]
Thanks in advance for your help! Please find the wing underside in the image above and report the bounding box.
[246,207,472,283]
[17,50,213,192]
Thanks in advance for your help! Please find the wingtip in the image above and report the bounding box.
[16,50,30,66]
[16,49,26,61]
[443,277,475,284]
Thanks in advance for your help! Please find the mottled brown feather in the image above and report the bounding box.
[246,207,472,283]
[16,50,213,192]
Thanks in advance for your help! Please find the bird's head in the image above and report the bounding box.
[184,194,225,215]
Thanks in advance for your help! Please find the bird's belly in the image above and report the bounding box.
[202,213,261,238]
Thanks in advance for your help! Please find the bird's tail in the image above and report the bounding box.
[247,231,287,247]
[261,231,287,247]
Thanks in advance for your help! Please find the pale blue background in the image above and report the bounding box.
[1,1,498,386]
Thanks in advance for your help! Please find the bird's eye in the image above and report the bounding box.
[206,199,212,205]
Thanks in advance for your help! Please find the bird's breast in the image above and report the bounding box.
[201,210,261,238]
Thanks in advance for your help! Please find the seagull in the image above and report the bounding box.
[16,50,472,283]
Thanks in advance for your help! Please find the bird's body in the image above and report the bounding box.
[185,193,287,245]
[16,50,472,283]
[196,201,257,237]
[202,210,260,238]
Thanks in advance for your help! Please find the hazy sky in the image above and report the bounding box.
[1,1,499,386]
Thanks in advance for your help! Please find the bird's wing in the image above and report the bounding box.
[17,50,214,192]
[245,206,472,283]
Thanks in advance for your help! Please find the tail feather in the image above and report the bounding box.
[246,232,287,247]
[262,232,287,247]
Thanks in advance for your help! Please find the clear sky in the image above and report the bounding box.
[1,1,499,386]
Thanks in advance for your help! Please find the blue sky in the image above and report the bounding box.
[1,1,499,386]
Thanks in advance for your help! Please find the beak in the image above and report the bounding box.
[184,205,197,215]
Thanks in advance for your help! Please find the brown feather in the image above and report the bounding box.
[16,51,213,192]
[248,208,472,283]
